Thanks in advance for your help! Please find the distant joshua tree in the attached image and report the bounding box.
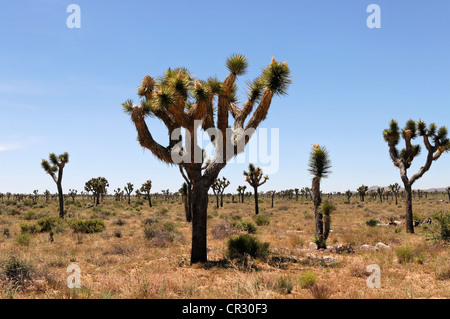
[357,185,368,202]
[345,190,352,204]
[308,145,332,249]
[294,188,299,201]
[211,177,230,208]
[85,177,109,206]
[383,119,449,233]
[68,189,77,202]
[124,183,134,205]
[377,187,384,203]
[244,164,268,215]
[181,183,191,222]
[447,187,450,202]
[41,152,69,218]
[389,183,401,205]
[237,186,247,203]
[140,180,153,208]
[271,190,276,208]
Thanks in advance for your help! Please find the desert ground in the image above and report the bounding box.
[0,192,448,299]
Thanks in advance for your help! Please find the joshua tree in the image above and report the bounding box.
[383,119,449,233]
[447,187,450,202]
[271,190,276,208]
[124,183,134,205]
[123,54,290,263]
[114,188,122,201]
[41,152,69,218]
[179,167,192,220]
[0,193,3,202]
[68,189,77,202]
[357,185,368,202]
[140,180,153,208]
[345,190,352,204]
[181,182,191,222]
[294,188,299,201]
[376,187,384,203]
[237,185,247,203]
[308,145,332,249]
[85,177,109,206]
[389,183,401,205]
[211,177,230,208]
[162,189,170,201]
[244,164,269,215]
[321,200,337,246]
[32,190,39,202]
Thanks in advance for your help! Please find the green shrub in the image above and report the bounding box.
[231,221,257,234]
[428,211,450,242]
[157,207,169,215]
[16,233,32,246]
[227,234,270,259]
[36,217,58,232]
[69,219,105,233]
[277,276,294,294]
[366,218,378,227]
[1,256,33,287]
[396,245,414,263]
[20,223,40,234]
[299,270,317,288]
[255,215,270,226]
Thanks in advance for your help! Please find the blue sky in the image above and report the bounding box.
[1,0,449,195]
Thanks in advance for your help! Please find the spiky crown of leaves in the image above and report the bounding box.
[41,152,69,175]
[383,119,450,166]
[308,146,332,179]
[122,54,291,116]
[85,177,109,193]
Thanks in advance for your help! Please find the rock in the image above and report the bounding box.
[360,244,376,251]
[375,242,390,250]
[309,242,318,249]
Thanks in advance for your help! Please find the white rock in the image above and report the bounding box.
[375,242,390,250]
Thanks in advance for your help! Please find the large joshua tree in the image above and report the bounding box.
[244,163,269,215]
[308,145,332,249]
[41,152,69,218]
[383,119,449,233]
[123,54,291,263]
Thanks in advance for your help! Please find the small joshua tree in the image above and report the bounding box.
[124,183,134,205]
[32,190,39,202]
[294,188,299,201]
[114,188,123,201]
[321,200,336,246]
[211,177,230,208]
[357,185,368,202]
[383,119,449,233]
[345,190,352,204]
[68,189,77,202]
[140,180,153,208]
[308,145,332,249]
[237,185,247,203]
[377,187,384,203]
[84,177,109,206]
[389,183,401,205]
[41,152,69,218]
[181,182,191,222]
[244,163,268,215]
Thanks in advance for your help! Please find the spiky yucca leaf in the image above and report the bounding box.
[207,77,223,94]
[320,200,336,216]
[308,146,332,179]
[122,99,134,114]
[246,78,265,102]
[261,61,291,96]
[153,87,176,110]
[226,54,248,76]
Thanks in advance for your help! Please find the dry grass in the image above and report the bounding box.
[0,194,448,299]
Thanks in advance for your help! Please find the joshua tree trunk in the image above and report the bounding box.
[57,181,64,218]
[253,187,259,215]
[220,194,223,207]
[312,177,324,246]
[191,182,208,264]
[271,191,275,208]
[148,194,152,207]
[404,183,414,233]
